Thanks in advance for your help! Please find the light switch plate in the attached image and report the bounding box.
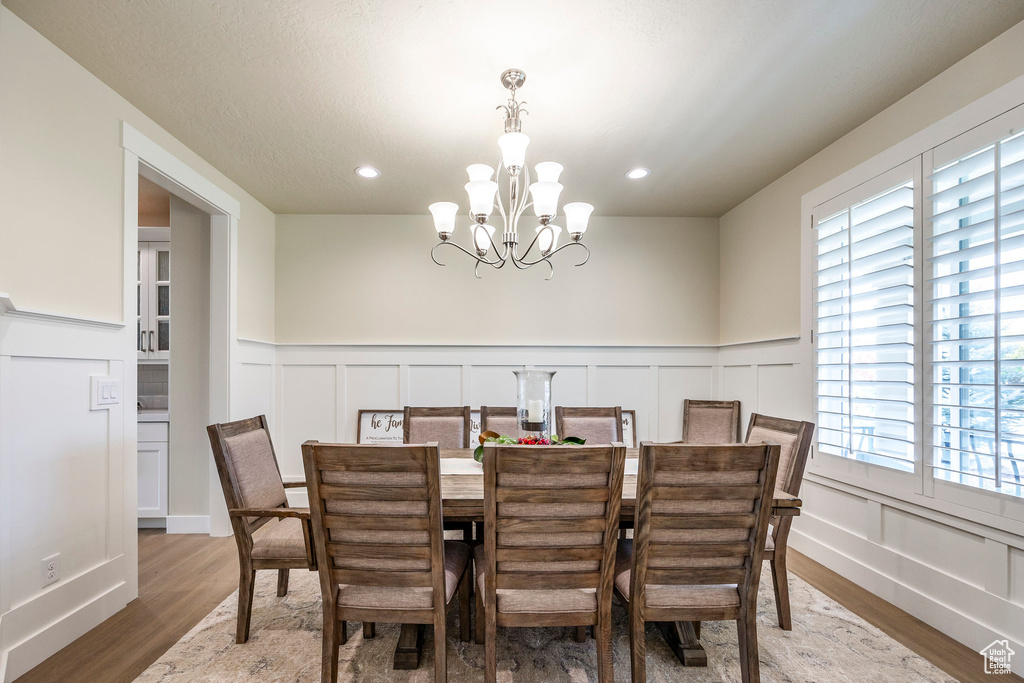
[90,375,120,410]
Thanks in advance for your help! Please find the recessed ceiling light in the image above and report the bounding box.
[355,166,381,179]
[625,167,651,180]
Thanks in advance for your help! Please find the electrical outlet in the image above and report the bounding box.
[42,554,60,587]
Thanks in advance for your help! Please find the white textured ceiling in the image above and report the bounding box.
[6,0,1024,217]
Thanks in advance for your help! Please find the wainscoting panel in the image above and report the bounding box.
[0,307,135,682]
[469,365,520,408]
[756,363,804,422]
[657,366,714,441]
[1011,547,1024,606]
[541,365,588,409]
[341,365,400,441]
[407,365,462,407]
[279,365,336,480]
[881,506,987,589]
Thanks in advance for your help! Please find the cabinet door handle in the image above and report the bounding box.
[148,331,155,353]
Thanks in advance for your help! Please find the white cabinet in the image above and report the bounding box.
[138,420,169,519]
[138,241,170,361]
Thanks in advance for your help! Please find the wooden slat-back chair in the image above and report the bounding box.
[404,406,474,541]
[681,399,742,443]
[555,406,623,444]
[207,415,315,644]
[476,442,626,683]
[480,406,518,437]
[301,441,471,683]
[404,406,472,448]
[744,413,814,630]
[614,442,780,683]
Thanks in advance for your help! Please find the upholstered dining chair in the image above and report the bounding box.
[404,406,472,448]
[476,441,626,683]
[614,441,780,683]
[555,406,623,444]
[207,415,316,644]
[479,406,518,437]
[681,399,742,443]
[404,406,473,540]
[301,441,471,683]
[744,413,814,630]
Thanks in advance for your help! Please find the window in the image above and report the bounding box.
[814,170,916,472]
[927,127,1024,497]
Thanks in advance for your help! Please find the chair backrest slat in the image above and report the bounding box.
[554,406,624,444]
[404,406,472,448]
[484,442,626,595]
[480,406,518,437]
[632,442,779,602]
[302,441,446,610]
[681,399,742,444]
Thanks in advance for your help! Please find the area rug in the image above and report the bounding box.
[135,567,955,682]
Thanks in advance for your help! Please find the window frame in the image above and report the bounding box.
[801,79,1024,534]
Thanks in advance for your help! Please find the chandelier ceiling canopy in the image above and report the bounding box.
[428,69,593,279]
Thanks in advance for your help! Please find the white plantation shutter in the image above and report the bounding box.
[814,171,916,471]
[927,126,1024,497]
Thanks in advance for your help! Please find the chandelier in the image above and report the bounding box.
[428,68,594,279]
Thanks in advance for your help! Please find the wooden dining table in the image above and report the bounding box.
[390,447,802,670]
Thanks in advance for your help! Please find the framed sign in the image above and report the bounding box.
[622,410,637,448]
[357,409,405,444]
[470,410,482,446]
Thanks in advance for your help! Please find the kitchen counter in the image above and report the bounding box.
[138,409,169,422]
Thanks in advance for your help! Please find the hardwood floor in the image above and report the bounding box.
[14,533,1021,682]
[15,529,238,683]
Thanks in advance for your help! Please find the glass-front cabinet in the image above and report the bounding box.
[138,241,170,361]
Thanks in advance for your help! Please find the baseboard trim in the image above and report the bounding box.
[0,559,132,682]
[790,525,1024,677]
[137,518,166,529]
[165,516,210,534]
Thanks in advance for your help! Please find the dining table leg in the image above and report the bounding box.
[393,624,424,669]
[656,621,708,667]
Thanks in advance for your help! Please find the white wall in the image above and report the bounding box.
[167,198,210,522]
[0,7,276,342]
[718,19,1024,345]
[275,215,720,346]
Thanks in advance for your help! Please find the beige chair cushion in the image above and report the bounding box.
[684,405,737,443]
[407,416,467,449]
[747,425,800,488]
[251,517,308,560]
[559,416,620,445]
[614,540,739,610]
[482,414,519,437]
[223,428,287,510]
[336,540,470,610]
[474,545,597,614]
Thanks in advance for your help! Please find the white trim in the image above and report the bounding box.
[716,335,802,348]
[0,293,123,329]
[165,516,211,534]
[121,123,240,219]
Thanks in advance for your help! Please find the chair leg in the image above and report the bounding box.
[737,607,760,683]
[574,625,587,642]
[485,602,498,683]
[629,606,646,683]
[596,607,613,683]
[474,565,485,645]
[771,552,792,630]
[338,619,347,646]
[277,568,289,597]
[459,566,471,642]
[363,622,375,639]
[236,568,256,644]
[434,608,448,682]
[321,610,340,683]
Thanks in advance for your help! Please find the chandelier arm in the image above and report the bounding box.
[514,240,589,268]
[432,239,503,267]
